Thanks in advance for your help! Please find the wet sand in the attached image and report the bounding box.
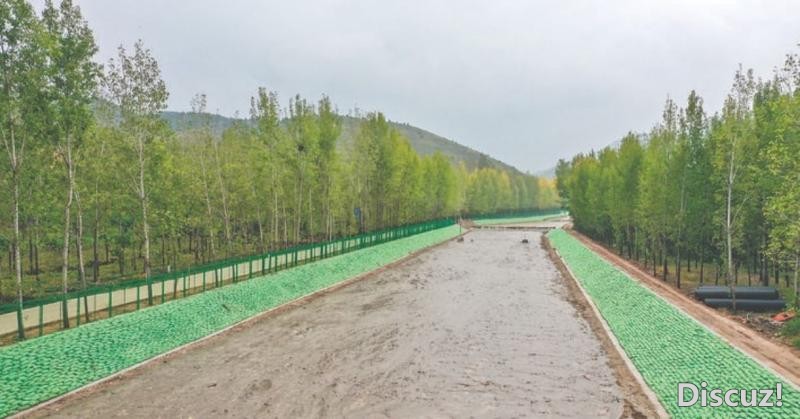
[37,230,623,418]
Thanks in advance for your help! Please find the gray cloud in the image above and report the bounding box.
[37,0,800,171]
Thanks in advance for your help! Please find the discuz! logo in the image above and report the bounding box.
[678,382,784,408]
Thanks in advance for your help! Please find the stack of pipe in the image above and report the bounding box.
[694,285,785,311]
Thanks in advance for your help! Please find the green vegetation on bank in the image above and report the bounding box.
[0,225,461,417]
[548,229,799,418]
[0,0,559,339]
[556,49,800,306]
[473,210,567,226]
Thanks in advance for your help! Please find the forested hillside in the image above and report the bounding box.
[162,112,520,173]
[556,50,800,303]
[0,0,559,322]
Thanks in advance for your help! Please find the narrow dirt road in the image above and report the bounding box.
[36,230,624,418]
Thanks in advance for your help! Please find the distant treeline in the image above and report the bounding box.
[0,0,558,327]
[556,49,800,300]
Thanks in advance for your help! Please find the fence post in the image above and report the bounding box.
[146,274,153,306]
[38,304,44,337]
[108,289,112,318]
[16,304,25,341]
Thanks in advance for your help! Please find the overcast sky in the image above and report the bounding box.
[37,1,800,172]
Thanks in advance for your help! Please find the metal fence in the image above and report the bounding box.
[0,217,456,343]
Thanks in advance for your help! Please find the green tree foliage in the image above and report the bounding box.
[0,1,561,327]
[103,39,169,305]
[1,0,48,338]
[558,48,800,303]
[41,0,99,327]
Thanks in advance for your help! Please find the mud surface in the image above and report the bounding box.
[38,230,623,418]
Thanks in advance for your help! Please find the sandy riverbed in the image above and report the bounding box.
[37,229,624,418]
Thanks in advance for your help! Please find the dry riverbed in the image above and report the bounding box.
[34,230,631,418]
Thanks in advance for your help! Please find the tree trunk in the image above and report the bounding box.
[27,231,33,274]
[296,176,304,244]
[137,135,152,305]
[308,185,314,241]
[214,143,232,256]
[676,245,681,289]
[200,153,216,259]
[726,149,736,311]
[74,188,89,322]
[12,148,25,340]
[699,245,705,284]
[253,184,265,253]
[793,254,798,305]
[92,208,99,283]
[687,253,691,273]
[92,173,100,283]
[652,243,657,276]
[34,231,39,282]
[272,160,278,248]
[60,159,74,329]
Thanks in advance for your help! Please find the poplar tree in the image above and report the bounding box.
[104,40,168,305]
[41,0,99,326]
[1,0,46,339]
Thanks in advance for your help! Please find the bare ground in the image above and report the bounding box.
[32,230,638,418]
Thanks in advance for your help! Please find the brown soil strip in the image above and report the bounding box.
[569,229,800,388]
[542,235,661,418]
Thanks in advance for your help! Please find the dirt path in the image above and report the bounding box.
[570,230,800,388]
[33,230,630,418]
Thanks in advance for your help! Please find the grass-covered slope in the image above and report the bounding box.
[547,229,799,418]
[0,225,460,417]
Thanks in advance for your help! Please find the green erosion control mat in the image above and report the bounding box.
[0,225,460,417]
[547,229,799,418]
[473,211,567,226]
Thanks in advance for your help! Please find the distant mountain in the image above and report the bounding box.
[161,111,242,137]
[161,111,522,173]
[337,116,520,173]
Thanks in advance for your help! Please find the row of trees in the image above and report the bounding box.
[556,48,800,305]
[0,0,559,337]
